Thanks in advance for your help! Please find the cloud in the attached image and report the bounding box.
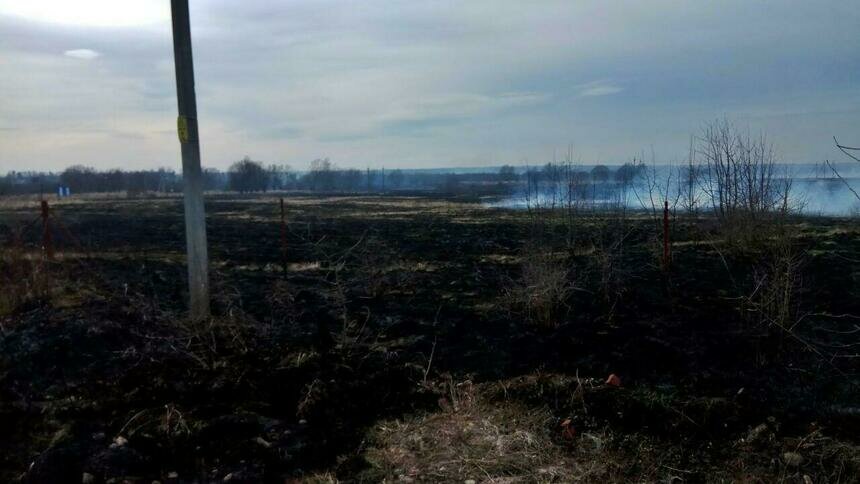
[0,1,168,28]
[63,48,100,59]
[1,1,860,171]
[371,92,547,138]
[578,82,623,98]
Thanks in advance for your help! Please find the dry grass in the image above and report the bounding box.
[504,245,573,328]
[363,394,615,482]
[361,374,860,484]
[747,226,804,329]
[0,247,54,316]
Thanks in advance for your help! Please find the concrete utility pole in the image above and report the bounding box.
[171,0,210,319]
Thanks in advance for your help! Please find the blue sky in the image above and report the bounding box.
[1,0,858,171]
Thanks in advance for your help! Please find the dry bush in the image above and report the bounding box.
[589,214,633,322]
[746,226,804,331]
[505,244,573,328]
[328,269,373,353]
[266,279,298,316]
[708,220,810,365]
[169,314,260,370]
[169,279,267,370]
[116,403,193,444]
[316,245,374,353]
[0,246,54,316]
[266,233,388,359]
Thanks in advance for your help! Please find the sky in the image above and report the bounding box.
[0,0,858,172]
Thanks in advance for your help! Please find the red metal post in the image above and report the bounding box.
[41,200,54,260]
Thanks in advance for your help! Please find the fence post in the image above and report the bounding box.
[662,200,670,270]
[40,200,54,261]
[280,197,287,273]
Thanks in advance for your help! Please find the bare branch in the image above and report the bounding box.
[834,136,860,151]
[824,159,860,202]
[834,136,860,163]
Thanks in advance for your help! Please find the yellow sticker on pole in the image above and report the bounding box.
[177,115,190,143]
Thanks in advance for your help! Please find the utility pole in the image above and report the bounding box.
[171,0,210,319]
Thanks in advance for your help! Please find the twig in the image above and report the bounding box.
[824,159,860,202]
[661,464,693,475]
[835,136,860,156]
[423,336,437,385]
[423,306,443,384]
[118,408,152,437]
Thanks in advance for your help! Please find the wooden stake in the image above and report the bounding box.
[40,200,54,261]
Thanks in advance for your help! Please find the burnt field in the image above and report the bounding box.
[0,193,858,483]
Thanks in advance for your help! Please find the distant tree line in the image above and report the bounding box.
[0,168,185,196]
[58,166,186,194]
[519,162,643,186]
[0,157,647,197]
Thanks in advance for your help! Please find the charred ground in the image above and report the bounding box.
[0,193,858,482]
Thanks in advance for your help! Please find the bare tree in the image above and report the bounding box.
[498,165,517,182]
[340,168,363,192]
[60,165,98,193]
[614,161,643,207]
[304,158,334,192]
[228,157,269,193]
[590,164,610,184]
[697,119,792,222]
[267,164,294,191]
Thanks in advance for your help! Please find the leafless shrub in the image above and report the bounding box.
[166,276,266,369]
[698,119,794,236]
[314,234,389,358]
[745,225,804,332]
[634,156,675,220]
[593,228,628,321]
[505,243,573,328]
[171,313,259,370]
[632,153,680,269]
[329,266,375,353]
